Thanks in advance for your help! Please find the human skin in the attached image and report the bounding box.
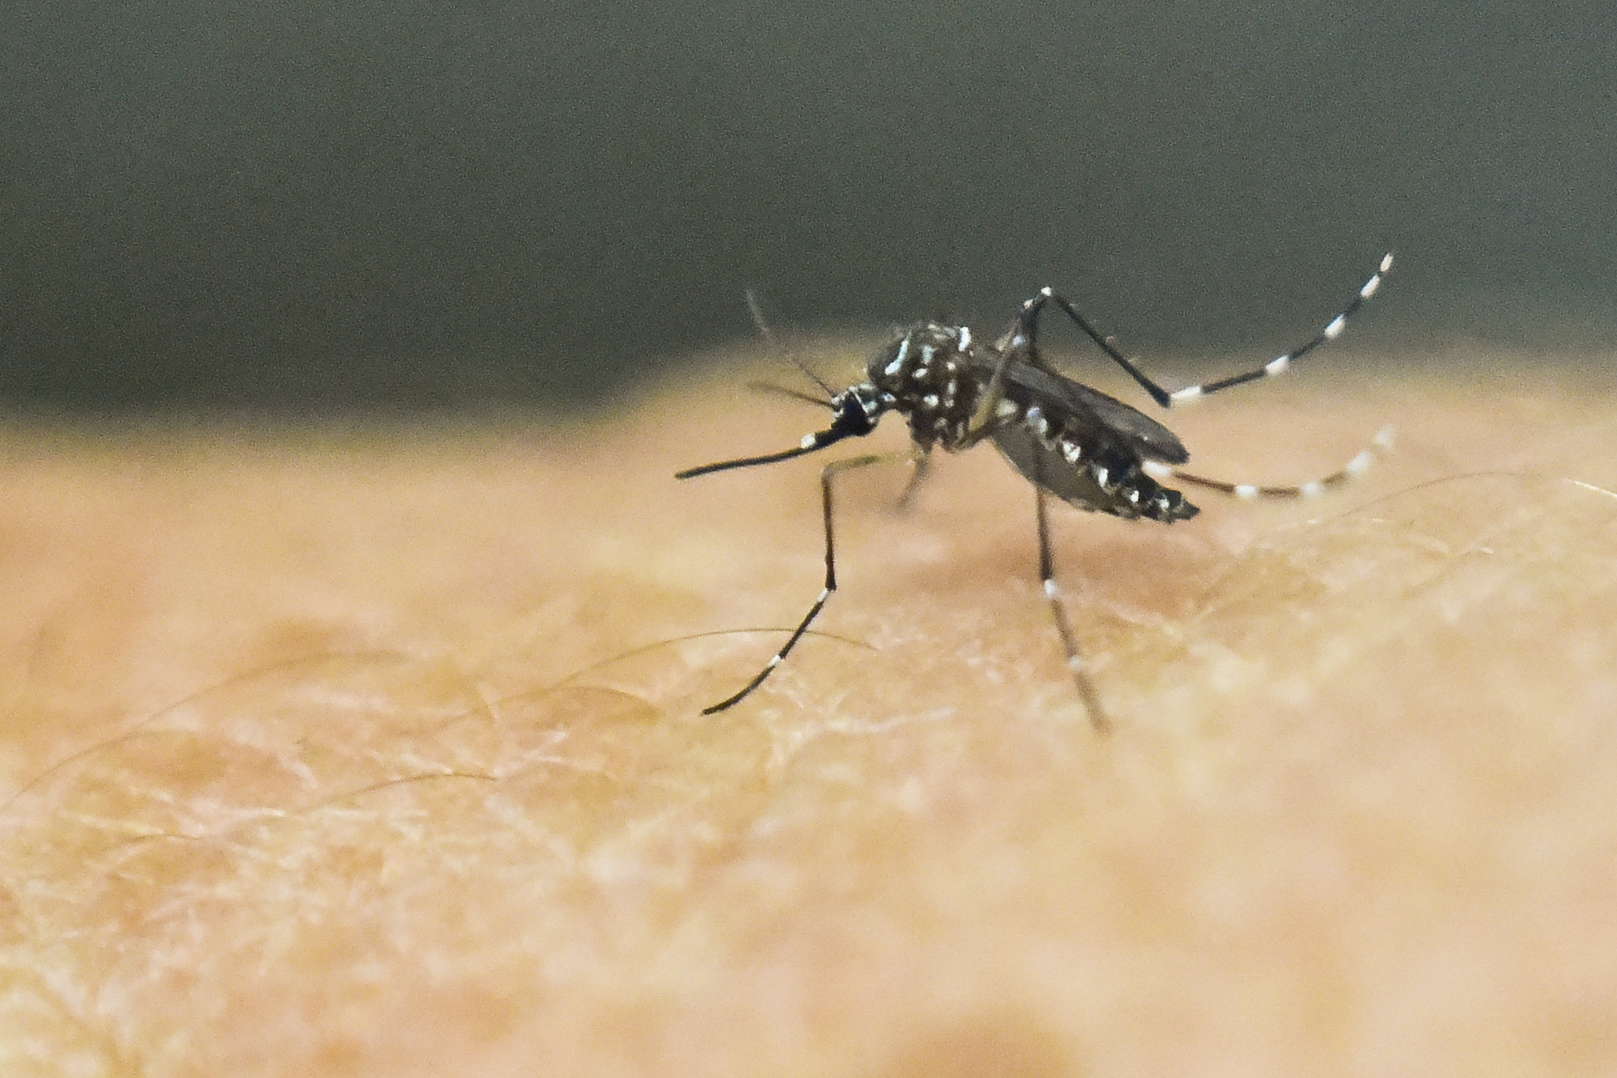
[1,345,1615,1076]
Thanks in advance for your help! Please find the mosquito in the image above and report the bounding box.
[677,253,1395,729]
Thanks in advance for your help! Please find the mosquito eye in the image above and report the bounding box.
[835,393,876,433]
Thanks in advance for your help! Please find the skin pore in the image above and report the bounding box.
[1,345,1615,1076]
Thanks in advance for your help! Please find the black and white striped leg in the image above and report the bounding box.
[1143,426,1396,501]
[1019,253,1394,410]
[1034,468,1112,733]
[699,451,911,714]
[1161,253,1394,405]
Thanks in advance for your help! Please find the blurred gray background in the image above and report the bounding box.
[1,0,1613,413]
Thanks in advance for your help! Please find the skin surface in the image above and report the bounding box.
[1,344,1615,1076]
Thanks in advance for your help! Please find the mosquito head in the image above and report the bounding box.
[675,382,889,481]
[827,382,886,438]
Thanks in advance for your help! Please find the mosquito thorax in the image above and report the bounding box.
[866,322,984,449]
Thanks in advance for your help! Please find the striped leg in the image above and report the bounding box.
[1022,253,1394,410]
[1164,254,1394,405]
[1143,426,1396,501]
[699,451,912,714]
[1034,459,1111,732]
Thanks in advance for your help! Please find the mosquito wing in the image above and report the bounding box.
[982,359,1189,465]
[990,416,1118,513]
[981,359,1197,521]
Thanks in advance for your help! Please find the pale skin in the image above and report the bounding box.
[1,345,1615,1076]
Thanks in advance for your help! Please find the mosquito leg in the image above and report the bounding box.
[964,341,1021,442]
[1016,286,1173,408]
[700,451,910,714]
[1034,463,1111,733]
[894,451,932,512]
[1024,253,1393,411]
[1161,254,1393,405]
[1143,426,1396,501]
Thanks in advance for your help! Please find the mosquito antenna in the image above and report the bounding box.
[745,380,833,408]
[747,289,836,399]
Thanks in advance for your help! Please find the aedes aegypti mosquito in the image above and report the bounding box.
[677,253,1395,729]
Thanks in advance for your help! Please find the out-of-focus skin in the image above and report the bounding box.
[2,346,1615,1077]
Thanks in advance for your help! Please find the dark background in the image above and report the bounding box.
[1,0,1613,413]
